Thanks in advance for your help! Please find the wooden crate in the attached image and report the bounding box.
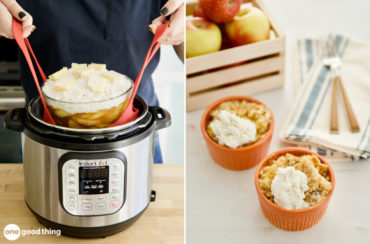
[186,0,286,111]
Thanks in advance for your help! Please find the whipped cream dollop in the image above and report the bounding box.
[42,64,132,114]
[209,110,256,148]
[271,167,309,210]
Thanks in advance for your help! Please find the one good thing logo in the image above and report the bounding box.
[3,224,61,241]
[3,224,20,241]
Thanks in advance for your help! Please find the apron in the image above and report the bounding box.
[18,0,167,163]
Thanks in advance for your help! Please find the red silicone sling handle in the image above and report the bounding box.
[24,38,47,82]
[109,21,169,127]
[12,19,55,124]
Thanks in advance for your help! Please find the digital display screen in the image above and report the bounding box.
[79,166,109,195]
[80,167,109,180]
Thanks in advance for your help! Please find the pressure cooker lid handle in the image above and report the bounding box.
[151,106,171,130]
[4,108,25,132]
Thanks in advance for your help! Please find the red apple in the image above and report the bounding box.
[199,0,241,23]
[225,7,270,47]
[193,3,206,18]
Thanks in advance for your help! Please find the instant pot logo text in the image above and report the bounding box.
[79,160,108,167]
[3,224,61,241]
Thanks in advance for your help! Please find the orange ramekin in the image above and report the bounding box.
[200,96,275,170]
[254,147,335,231]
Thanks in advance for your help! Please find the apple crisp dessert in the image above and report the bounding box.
[259,153,332,207]
[207,100,271,148]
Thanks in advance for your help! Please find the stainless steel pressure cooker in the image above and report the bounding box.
[4,96,171,238]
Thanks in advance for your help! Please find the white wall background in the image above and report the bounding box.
[152,45,184,164]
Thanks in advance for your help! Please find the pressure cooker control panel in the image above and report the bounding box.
[59,151,127,216]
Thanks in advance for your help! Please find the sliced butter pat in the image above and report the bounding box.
[87,76,106,93]
[48,67,68,81]
[102,70,124,83]
[54,77,76,91]
[71,63,87,70]
[88,63,106,70]
[72,68,93,78]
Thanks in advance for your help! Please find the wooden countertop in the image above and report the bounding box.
[0,164,184,243]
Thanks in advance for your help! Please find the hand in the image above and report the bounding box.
[149,0,184,45]
[0,0,35,39]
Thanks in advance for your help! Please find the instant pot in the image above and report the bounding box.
[4,96,171,238]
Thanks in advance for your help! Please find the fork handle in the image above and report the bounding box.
[336,75,360,132]
[330,76,339,133]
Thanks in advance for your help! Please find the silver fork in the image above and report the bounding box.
[323,34,360,133]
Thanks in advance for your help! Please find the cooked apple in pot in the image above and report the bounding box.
[42,63,133,129]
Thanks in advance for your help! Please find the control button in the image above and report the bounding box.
[82,202,93,210]
[68,188,76,193]
[110,201,121,209]
[96,202,106,210]
[111,183,121,191]
[68,164,75,170]
[68,173,75,178]
[68,195,77,202]
[97,196,107,201]
[111,172,119,178]
[111,193,120,201]
[68,181,75,187]
[111,180,120,185]
[112,164,120,171]
[91,185,97,189]
[82,197,92,202]
[111,180,120,187]
[67,201,77,210]
[98,185,104,189]
[112,187,120,192]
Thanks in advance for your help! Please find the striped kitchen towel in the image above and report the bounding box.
[281,34,370,160]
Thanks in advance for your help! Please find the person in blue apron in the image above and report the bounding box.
[0,0,184,164]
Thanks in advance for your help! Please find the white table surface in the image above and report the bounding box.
[186,0,370,243]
